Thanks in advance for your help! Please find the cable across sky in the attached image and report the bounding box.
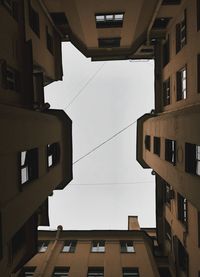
[73,119,137,165]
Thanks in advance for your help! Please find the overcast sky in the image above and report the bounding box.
[44,42,155,230]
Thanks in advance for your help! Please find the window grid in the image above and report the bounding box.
[177,193,188,226]
[153,137,161,156]
[87,267,104,277]
[21,267,36,277]
[20,148,38,185]
[95,13,124,28]
[91,241,105,252]
[122,267,139,277]
[52,267,69,277]
[176,10,186,53]
[120,241,135,253]
[165,139,176,165]
[38,241,49,253]
[163,78,170,106]
[176,67,187,101]
[61,240,77,253]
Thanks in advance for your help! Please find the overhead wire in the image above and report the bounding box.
[73,119,137,165]
[64,62,106,110]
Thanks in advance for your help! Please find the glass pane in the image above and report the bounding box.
[96,15,104,22]
[21,151,27,166]
[196,161,200,176]
[115,14,123,20]
[21,167,28,184]
[105,14,113,20]
[48,155,53,167]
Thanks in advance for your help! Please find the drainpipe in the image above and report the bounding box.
[35,225,63,277]
[146,0,163,46]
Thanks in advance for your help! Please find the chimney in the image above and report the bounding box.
[128,216,140,230]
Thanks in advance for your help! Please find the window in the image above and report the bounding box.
[177,239,188,273]
[28,1,40,37]
[87,268,104,277]
[162,0,181,4]
[91,241,105,252]
[163,36,170,67]
[163,78,170,106]
[120,241,135,253]
[176,66,187,101]
[1,0,18,20]
[47,143,60,168]
[177,193,187,226]
[153,137,161,156]
[38,241,49,252]
[98,37,121,48]
[52,267,69,277]
[165,139,176,165]
[95,13,124,28]
[165,220,172,241]
[197,54,200,93]
[6,66,20,91]
[176,10,186,53]
[20,267,36,277]
[153,18,171,29]
[20,148,38,185]
[46,26,54,54]
[165,182,174,204]
[61,240,77,253]
[122,268,139,277]
[197,0,200,31]
[185,143,200,176]
[145,135,151,151]
[198,211,200,247]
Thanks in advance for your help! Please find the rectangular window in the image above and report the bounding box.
[153,18,171,29]
[20,148,38,185]
[198,211,200,247]
[87,267,104,277]
[197,0,200,31]
[162,0,181,4]
[61,240,77,253]
[91,241,105,252]
[38,241,49,252]
[46,26,54,54]
[176,66,187,101]
[28,1,40,37]
[197,54,200,93]
[52,267,69,277]
[163,78,170,106]
[21,267,36,277]
[177,193,187,226]
[165,220,172,241]
[176,10,186,53]
[95,13,124,28]
[122,268,139,277]
[98,37,121,48]
[165,139,176,165]
[1,0,18,20]
[153,137,161,156]
[185,143,200,176]
[120,241,135,253]
[47,143,60,168]
[6,66,20,92]
[145,135,151,151]
[177,239,188,273]
[165,182,174,204]
[163,36,170,67]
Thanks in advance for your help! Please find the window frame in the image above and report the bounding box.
[177,193,188,227]
[87,267,104,277]
[95,12,124,28]
[20,267,36,277]
[61,240,77,253]
[122,267,139,277]
[176,10,187,53]
[52,267,69,277]
[98,37,121,48]
[185,143,200,176]
[176,66,187,101]
[91,240,105,253]
[165,139,176,165]
[197,0,200,31]
[145,135,151,151]
[38,240,49,253]
[47,143,60,168]
[28,1,40,37]
[120,241,135,253]
[153,137,161,156]
[46,26,54,54]
[163,78,170,106]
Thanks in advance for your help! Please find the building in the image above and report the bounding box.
[1,0,200,276]
[0,1,72,275]
[17,216,172,277]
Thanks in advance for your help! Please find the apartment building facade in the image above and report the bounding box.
[0,0,72,275]
[17,217,172,277]
[137,0,200,276]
